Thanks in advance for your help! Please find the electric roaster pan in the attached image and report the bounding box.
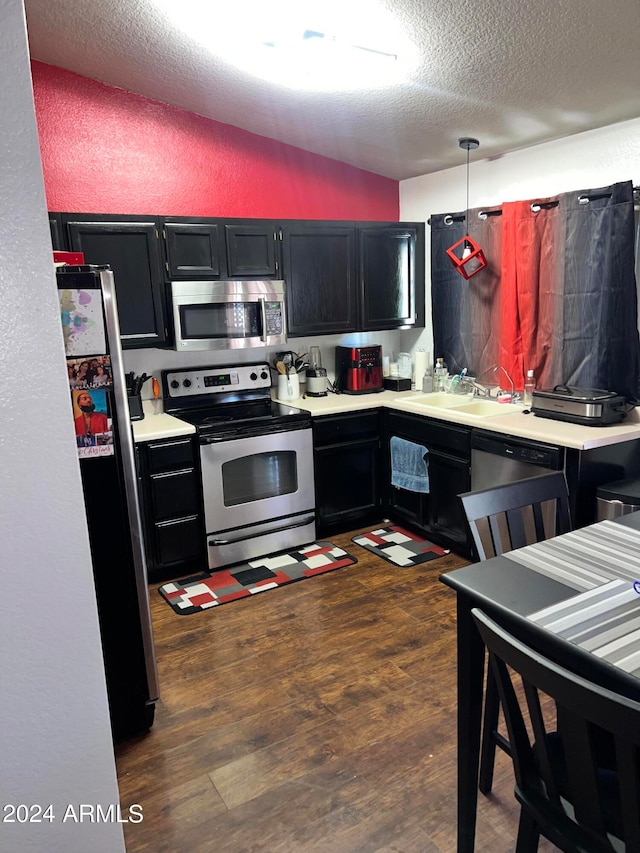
[531,385,630,426]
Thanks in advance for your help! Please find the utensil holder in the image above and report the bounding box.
[277,373,300,401]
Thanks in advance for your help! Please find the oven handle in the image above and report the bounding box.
[208,514,316,546]
[199,422,311,443]
[259,296,268,343]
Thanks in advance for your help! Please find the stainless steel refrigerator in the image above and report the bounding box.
[58,263,159,741]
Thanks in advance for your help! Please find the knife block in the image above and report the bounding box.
[128,393,144,421]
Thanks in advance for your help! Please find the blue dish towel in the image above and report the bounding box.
[390,436,430,493]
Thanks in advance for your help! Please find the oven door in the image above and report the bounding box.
[200,424,315,542]
[172,280,287,351]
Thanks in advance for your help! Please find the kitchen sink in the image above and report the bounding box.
[407,392,474,408]
[452,400,523,416]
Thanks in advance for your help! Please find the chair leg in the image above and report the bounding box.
[479,667,501,794]
[515,809,539,853]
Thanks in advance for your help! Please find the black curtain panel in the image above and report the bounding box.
[560,181,640,400]
[430,212,467,374]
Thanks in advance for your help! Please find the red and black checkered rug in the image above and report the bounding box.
[352,525,449,567]
[159,542,357,615]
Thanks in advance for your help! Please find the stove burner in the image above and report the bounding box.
[197,415,234,427]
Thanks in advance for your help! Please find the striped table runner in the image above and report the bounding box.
[527,579,640,677]
[503,519,640,591]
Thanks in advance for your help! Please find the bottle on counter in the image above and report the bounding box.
[434,357,448,392]
[422,363,434,393]
[523,369,536,407]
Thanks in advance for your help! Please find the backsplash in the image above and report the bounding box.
[123,329,424,400]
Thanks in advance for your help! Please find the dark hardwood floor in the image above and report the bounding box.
[115,526,556,852]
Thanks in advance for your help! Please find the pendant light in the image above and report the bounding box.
[446,137,487,279]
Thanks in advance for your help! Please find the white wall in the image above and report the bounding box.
[400,118,640,363]
[0,1,126,851]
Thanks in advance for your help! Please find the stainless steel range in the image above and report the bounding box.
[162,362,315,570]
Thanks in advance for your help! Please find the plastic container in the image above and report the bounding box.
[422,365,434,393]
[523,370,536,407]
[396,352,412,379]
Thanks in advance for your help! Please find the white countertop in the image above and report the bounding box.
[132,389,640,451]
[132,400,196,443]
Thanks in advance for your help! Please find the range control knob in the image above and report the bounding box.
[170,379,179,389]
[183,379,192,388]
[260,371,268,380]
[250,372,258,381]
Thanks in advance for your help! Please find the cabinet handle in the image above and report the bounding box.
[152,468,194,480]
[156,515,198,528]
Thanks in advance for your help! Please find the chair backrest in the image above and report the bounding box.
[472,607,640,851]
[459,472,571,560]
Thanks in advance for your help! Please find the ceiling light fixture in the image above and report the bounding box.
[153,0,414,91]
[446,137,487,280]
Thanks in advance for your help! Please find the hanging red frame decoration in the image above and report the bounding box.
[446,137,487,279]
[446,236,487,280]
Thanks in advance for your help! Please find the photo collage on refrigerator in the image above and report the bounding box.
[59,287,115,458]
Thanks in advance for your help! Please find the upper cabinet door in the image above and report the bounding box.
[281,223,357,337]
[225,223,279,278]
[358,224,425,331]
[49,214,64,250]
[163,222,225,279]
[65,217,167,348]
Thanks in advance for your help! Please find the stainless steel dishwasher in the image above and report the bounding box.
[470,429,564,490]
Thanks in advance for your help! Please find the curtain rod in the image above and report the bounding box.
[428,185,640,225]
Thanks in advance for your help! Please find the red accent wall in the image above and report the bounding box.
[32,62,398,220]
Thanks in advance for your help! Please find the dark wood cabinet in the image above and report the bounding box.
[384,410,472,555]
[162,218,280,281]
[63,215,167,349]
[225,222,280,278]
[52,211,425,348]
[137,435,207,582]
[281,222,358,336]
[281,220,424,337]
[163,221,225,279]
[313,410,382,536]
[49,215,63,250]
[358,223,425,330]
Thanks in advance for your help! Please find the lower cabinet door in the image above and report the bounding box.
[423,449,471,552]
[315,436,380,534]
[386,444,471,555]
[153,516,203,568]
[150,468,199,520]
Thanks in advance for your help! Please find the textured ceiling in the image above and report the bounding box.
[23,0,640,180]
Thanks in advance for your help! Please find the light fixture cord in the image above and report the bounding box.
[465,146,470,244]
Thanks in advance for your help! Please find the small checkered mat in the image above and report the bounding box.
[352,525,449,567]
[159,542,357,615]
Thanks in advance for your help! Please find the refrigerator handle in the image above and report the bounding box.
[100,269,160,703]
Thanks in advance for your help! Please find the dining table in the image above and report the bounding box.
[440,510,640,853]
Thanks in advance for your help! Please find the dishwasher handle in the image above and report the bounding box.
[470,430,563,469]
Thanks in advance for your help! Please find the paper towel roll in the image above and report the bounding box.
[413,350,428,388]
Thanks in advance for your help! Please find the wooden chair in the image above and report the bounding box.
[460,471,571,561]
[459,472,572,794]
[472,607,640,852]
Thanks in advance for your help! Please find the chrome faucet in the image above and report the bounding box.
[492,364,516,402]
[471,365,520,403]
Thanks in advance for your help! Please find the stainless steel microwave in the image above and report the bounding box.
[171,280,287,351]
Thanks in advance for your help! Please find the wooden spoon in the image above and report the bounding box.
[275,360,287,375]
